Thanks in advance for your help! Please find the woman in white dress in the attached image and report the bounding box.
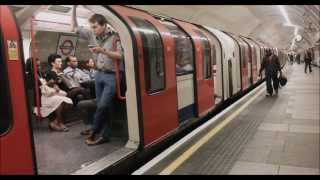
[38,78,73,132]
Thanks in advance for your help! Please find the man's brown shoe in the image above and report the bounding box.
[86,137,110,146]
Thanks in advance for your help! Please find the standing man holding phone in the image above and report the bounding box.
[71,5,124,145]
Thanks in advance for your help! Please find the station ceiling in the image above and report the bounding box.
[10,5,320,52]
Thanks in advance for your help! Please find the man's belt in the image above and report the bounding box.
[98,69,115,74]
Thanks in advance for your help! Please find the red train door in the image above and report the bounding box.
[173,20,215,117]
[0,5,36,174]
[240,37,254,85]
[109,6,179,146]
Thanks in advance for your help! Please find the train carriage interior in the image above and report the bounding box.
[11,5,134,174]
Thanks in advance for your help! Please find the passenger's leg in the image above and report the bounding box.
[87,75,116,145]
[78,99,96,135]
[305,62,308,73]
[48,113,60,131]
[56,102,69,131]
[309,62,312,72]
[48,103,67,132]
[89,73,104,138]
[266,75,273,96]
[100,75,116,139]
[95,72,103,101]
[67,87,90,105]
[272,74,279,95]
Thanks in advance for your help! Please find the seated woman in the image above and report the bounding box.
[38,78,73,132]
[82,58,97,81]
[27,56,72,132]
[47,54,89,105]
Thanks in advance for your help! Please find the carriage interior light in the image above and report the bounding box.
[34,12,89,28]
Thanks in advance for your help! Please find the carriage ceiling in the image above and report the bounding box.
[10,5,320,52]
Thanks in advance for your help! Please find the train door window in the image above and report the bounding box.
[212,45,216,66]
[240,42,246,68]
[228,59,233,96]
[129,17,165,93]
[195,30,212,79]
[159,20,194,75]
[0,32,13,136]
[253,46,258,65]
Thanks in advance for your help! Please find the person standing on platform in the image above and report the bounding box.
[259,49,282,97]
[304,49,313,74]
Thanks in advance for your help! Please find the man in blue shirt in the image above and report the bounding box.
[63,55,91,83]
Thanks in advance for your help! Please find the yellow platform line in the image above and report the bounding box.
[159,87,265,175]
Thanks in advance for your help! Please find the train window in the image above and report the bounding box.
[212,45,216,66]
[195,30,212,79]
[241,46,246,68]
[129,17,165,93]
[253,47,258,65]
[160,20,194,76]
[0,33,13,136]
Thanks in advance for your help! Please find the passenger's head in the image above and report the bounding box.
[36,58,40,67]
[48,54,62,70]
[84,58,95,69]
[65,55,78,69]
[266,49,272,56]
[89,14,108,36]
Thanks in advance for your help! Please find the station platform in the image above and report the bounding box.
[134,64,319,175]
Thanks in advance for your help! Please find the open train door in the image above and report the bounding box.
[0,5,36,174]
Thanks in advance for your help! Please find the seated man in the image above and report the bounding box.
[63,55,91,83]
[64,55,95,99]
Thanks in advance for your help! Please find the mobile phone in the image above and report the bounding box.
[88,45,96,48]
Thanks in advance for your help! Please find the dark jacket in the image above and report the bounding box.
[259,54,281,76]
[304,51,312,63]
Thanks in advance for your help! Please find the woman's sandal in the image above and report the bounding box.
[49,123,63,132]
[59,124,69,132]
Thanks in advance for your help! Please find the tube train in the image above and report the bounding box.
[0,5,286,174]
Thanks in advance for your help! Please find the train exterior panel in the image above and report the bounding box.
[0,5,35,174]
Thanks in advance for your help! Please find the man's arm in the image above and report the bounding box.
[92,36,123,61]
[102,49,122,61]
[78,69,91,81]
[71,5,78,33]
[275,55,282,74]
[71,5,91,41]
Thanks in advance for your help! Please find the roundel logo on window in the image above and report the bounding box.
[59,40,74,56]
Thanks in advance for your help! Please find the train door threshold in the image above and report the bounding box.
[72,147,135,175]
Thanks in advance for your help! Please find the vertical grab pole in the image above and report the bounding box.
[30,16,42,119]
[113,38,126,101]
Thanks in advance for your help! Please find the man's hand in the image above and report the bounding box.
[90,46,105,54]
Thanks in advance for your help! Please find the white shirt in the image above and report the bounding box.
[63,66,91,83]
